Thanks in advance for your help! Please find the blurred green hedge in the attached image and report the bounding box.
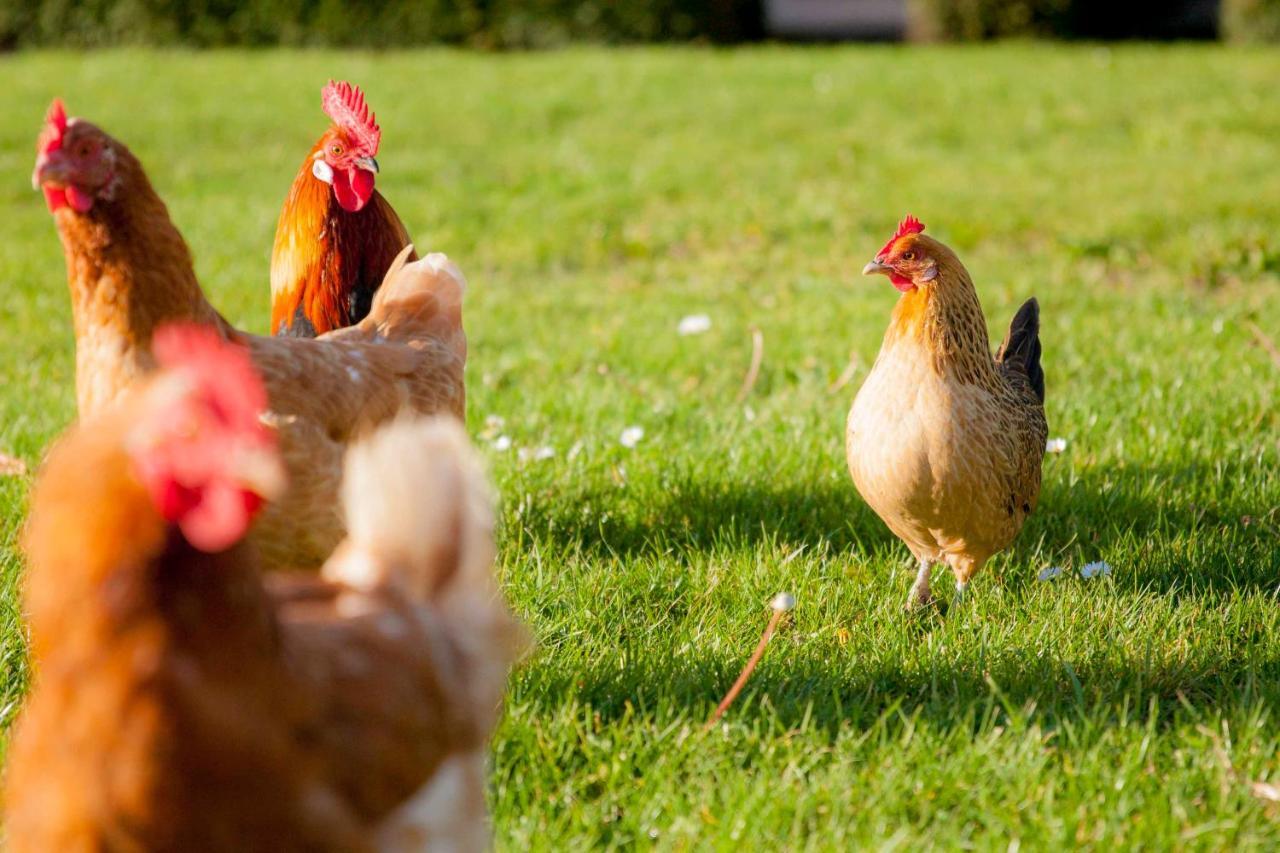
[1,0,1258,47]
[911,0,1222,40]
[1223,0,1280,40]
[910,0,1072,40]
[0,0,763,49]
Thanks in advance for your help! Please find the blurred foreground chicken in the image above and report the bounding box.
[6,325,525,852]
[32,99,466,570]
[846,216,1047,609]
[271,80,417,337]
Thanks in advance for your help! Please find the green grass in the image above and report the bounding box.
[2,44,1280,848]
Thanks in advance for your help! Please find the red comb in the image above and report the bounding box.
[878,214,926,257]
[321,80,380,156]
[37,99,68,157]
[141,324,277,552]
[152,324,269,434]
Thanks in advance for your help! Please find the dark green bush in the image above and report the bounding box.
[1223,0,1280,40]
[0,0,1230,47]
[912,0,1221,40]
[910,0,1071,40]
[0,0,762,48]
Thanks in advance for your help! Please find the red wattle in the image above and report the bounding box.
[242,490,264,516]
[890,274,916,293]
[332,167,375,212]
[42,184,94,214]
[66,185,95,213]
[178,482,257,553]
[157,479,201,522]
[43,185,68,213]
[350,168,375,205]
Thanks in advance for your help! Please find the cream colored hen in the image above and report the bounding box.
[846,216,1047,610]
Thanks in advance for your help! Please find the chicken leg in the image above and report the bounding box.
[906,558,934,611]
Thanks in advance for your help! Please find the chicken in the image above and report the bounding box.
[32,98,466,570]
[5,324,525,852]
[846,216,1047,609]
[271,80,417,337]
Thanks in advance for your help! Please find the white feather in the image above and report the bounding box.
[325,416,494,602]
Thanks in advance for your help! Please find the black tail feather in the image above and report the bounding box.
[996,298,1044,404]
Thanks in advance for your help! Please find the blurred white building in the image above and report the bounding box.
[761,0,1220,40]
[763,0,907,40]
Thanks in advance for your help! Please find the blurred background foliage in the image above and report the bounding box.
[0,0,762,49]
[0,0,1275,48]
[1222,0,1280,40]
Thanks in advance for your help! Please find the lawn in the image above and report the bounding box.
[2,44,1280,848]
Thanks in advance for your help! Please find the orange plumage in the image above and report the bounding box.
[270,81,416,337]
[6,331,524,851]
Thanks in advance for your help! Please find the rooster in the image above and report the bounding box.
[5,325,525,852]
[271,80,417,337]
[846,216,1047,610]
[32,99,465,570]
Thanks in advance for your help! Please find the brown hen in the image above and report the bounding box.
[846,216,1047,609]
[32,99,466,570]
[5,326,524,852]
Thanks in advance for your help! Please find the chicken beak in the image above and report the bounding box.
[33,150,69,190]
[234,445,287,502]
[862,260,892,277]
[355,156,379,175]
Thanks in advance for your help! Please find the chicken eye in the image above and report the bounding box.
[901,251,916,261]
[330,144,344,157]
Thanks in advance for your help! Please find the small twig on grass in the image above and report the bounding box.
[827,350,860,394]
[704,592,796,731]
[735,326,764,403]
[1244,320,1280,370]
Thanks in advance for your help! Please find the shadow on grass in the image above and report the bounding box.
[506,451,1280,743]
[1010,458,1279,596]
[523,639,1280,739]
[513,455,1278,740]
[518,476,893,557]
[522,459,1277,595]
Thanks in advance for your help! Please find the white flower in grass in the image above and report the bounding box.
[1046,437,1068,454]
[0,452,26,477]
[620,426,644,448]
[677,314,712,336]
[480,415,506,440]
[491,435,512,451]
[1081,561,1112,579]
[518,445,555,462]
[1252,781,1280,802]
[1038,566,1064,581]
